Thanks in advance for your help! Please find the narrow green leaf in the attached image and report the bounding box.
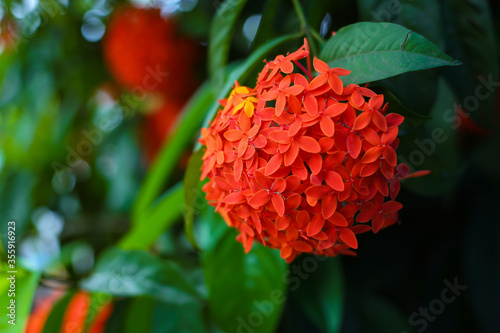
[0,265,39,333]
[209,0,249,94]
[201,207,287,333]
[292,257,344,333]
[120,182,184,250]
[252,0,282,49]
[42,291,75,333]
[81,248,201,302]
[132,82,213,222]
[320,22,461,85]
[182,148,206,250]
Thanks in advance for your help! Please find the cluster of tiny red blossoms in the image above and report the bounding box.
[200,42,426,262]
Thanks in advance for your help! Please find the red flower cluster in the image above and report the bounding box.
[103,6,199,99]
[200,43,426,262]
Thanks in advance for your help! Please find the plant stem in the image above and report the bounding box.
[291,0,319,57]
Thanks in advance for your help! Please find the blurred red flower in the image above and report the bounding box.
[25,289,112,333]
[200,42,427,262]
[103,6,199,99]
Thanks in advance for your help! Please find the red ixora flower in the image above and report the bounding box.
[200,41,428,263]
[103,6,199,99]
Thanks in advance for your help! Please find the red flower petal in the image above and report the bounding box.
[339,227,358,249]
[298,136,321,153]
[248,189,271,207]
[307,215,325,236]
[265,154,282,176]
[222,191,246,204]
[347,134,362,159]
[325,171,345,191]
[290,240,313,252]
[320,115,335,137]
[224,130,243,141]
[362,147,383,164]
[321,194,337,219]
[272,193,285,216]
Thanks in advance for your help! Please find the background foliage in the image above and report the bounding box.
[0,0,499,332]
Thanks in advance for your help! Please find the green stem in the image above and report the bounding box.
[291,0,319,57]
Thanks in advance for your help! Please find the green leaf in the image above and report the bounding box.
[320,22,461,85]
[292,257,344,333]
[42,291,75,333]
[120,182,184,250]
[132,82,213,222]
[124,297,155,333]
[0,265,39,333]
[370,87,432,128]
[356,0,443,45]
[251,0,282,49]
[151,297,208,333]
[209,0,249,94]
[182,148,206,250]
[201,207,287,333]
[81,248,201,302]
[397,79,460,196]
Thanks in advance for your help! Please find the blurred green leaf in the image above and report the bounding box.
[358,293,412,333]
[252,0,282,49]
[183,149,206,250]
[320,22,461,85]
[209,0,249,94]
[292,257,344,333]
[371,87,433,128]
[132,83,213,222]
[124,297,155,333]
[442,0,498,128]
[120,182,184,250]
[0,265,39,333]
[42,291,75,333]
[0,171,35,253]
[398,79,460,196]
[151,297,208,333]
[356,0,443,45]
[81,248,201,302]
[201,207,287,333]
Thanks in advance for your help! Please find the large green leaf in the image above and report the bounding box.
[0,265,40,333]
[81,248,201,302]
[370,87,432,128]
[124,297,155,333]
[397,79,460,196]
[132,82,213,222]
[292,257,344,333]
[151,297,208,333]
[201,207,287,333]
[209,0,249,94]
[320,22,461,85]
[356,0,443,45]
[120,182,184,250]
